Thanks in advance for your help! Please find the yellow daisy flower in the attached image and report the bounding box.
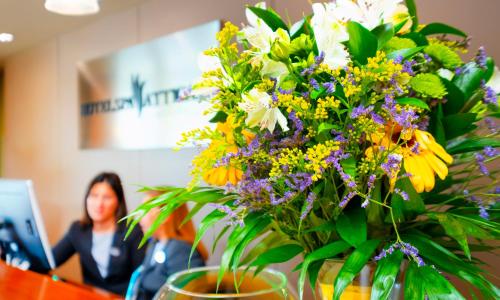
[368,125,453,193]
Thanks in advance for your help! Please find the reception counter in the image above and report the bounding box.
[0,261,123,300]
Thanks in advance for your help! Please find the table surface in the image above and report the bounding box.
[0,261,124,300]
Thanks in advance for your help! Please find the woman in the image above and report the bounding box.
[53,172,146,296]
[130,191,208,300]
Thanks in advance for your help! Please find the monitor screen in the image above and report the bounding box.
[0,179,55,272]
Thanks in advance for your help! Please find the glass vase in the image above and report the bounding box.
[315,259,405,300]
[153,266,294,300]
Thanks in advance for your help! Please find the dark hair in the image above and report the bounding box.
[81,172,128,227]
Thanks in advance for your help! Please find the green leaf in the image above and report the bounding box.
[336,207,367,247]
[231,216,271,273]
[405,0,418,31]
[446,137,500,154]
[404,262,425,300]
[371,23,394,50]
[391,176,425,222]
[442,113,477,140]
[419,22,467,37]
[333,239,380,300]
[428,212,471,259]
[396,97,430,110]
[247,6,288,32]
[441,78,466,115]
[290,17,307,40]
[386,46,425,60]
[209,110,228,123]
[311,86,326,100]
[189,209,226,267]
[429,103,446,147]
[318,122,340,134]
[421,265,465,299]
[340,157,357,179]
[410,73,447,99]
[250,244,303,267]
[402,32,428,46]
[346,21,378,64]
[452,62,484,100]
[298,241,351,300]
[371,251,404,300]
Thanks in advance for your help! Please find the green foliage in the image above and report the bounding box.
[384,37,417,52]
[370,251,404,300]
[419,22,467,37]
[424,43,463,69]
[410,73,448,98]
[346,21,378,64]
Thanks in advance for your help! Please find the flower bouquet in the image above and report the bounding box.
[127,0,500,299]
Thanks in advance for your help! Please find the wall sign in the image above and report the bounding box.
[78,21,219,149]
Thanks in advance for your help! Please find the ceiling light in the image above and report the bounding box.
[44,0,100,16]
[0,33,14,43]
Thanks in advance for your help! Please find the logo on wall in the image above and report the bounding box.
[80,75,188,117]
[77,21,220,150]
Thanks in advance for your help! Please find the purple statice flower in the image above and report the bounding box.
[417,116,430,131]
[475,46,488,69]
[339,191,357,208]
[394,108,418,131]
[375,241,425,267]
[475,153,489,176]
[411,142,420,154]
[350,105,374,119]
[322,82,336,93]
[271,92,279,103]
[210,204,244,227]
[423,54,432,63]
[479,206,489,219]
[300,192,317,220]
[370,112,385,125]
[310,78,320,90]
[402,60,416,75]
[484,146,499,158]
[278,87,293,94]
[464,190,491,220]
[381,154,403,178]
[455,67,463,76]
[300,67,314,76]
[394,188,409,201]
[301,91,310,98]
[481,80,498,106]
[315,51,325,65]
[285,173,313,192]
[484,117,498,134]
[383,93,397,115]
[393,55,403,64]
[326,149,357,189]
[367,174,376,190]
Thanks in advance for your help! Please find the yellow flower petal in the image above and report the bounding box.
[415,155,435,192]
[423,151,449,180]
[404,156,425,193]
[228,168,238,185]
[415,130,453,164]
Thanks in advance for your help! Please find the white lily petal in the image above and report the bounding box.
[486,66,500,94]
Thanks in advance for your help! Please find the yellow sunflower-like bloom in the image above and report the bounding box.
[367,126,453,193]
[201,115,256,187]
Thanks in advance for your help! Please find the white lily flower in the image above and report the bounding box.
[334,0,406,30]
[486,66,500,94]
[437,68,454,81]
[260,57,289,83]
[239,88,289,133]
[311,3,350,69]
[241,2,276,54]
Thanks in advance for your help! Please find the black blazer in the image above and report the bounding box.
[136,239,205,300]
[52,221,146,295]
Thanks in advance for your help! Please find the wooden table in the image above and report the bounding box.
[0,261,123,300]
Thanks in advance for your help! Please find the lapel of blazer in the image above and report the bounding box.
[81,225,103,280]
[106,223,126,279]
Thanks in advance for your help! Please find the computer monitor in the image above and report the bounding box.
[0,179,55,272]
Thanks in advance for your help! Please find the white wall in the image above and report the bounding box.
[2,0,499,293]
